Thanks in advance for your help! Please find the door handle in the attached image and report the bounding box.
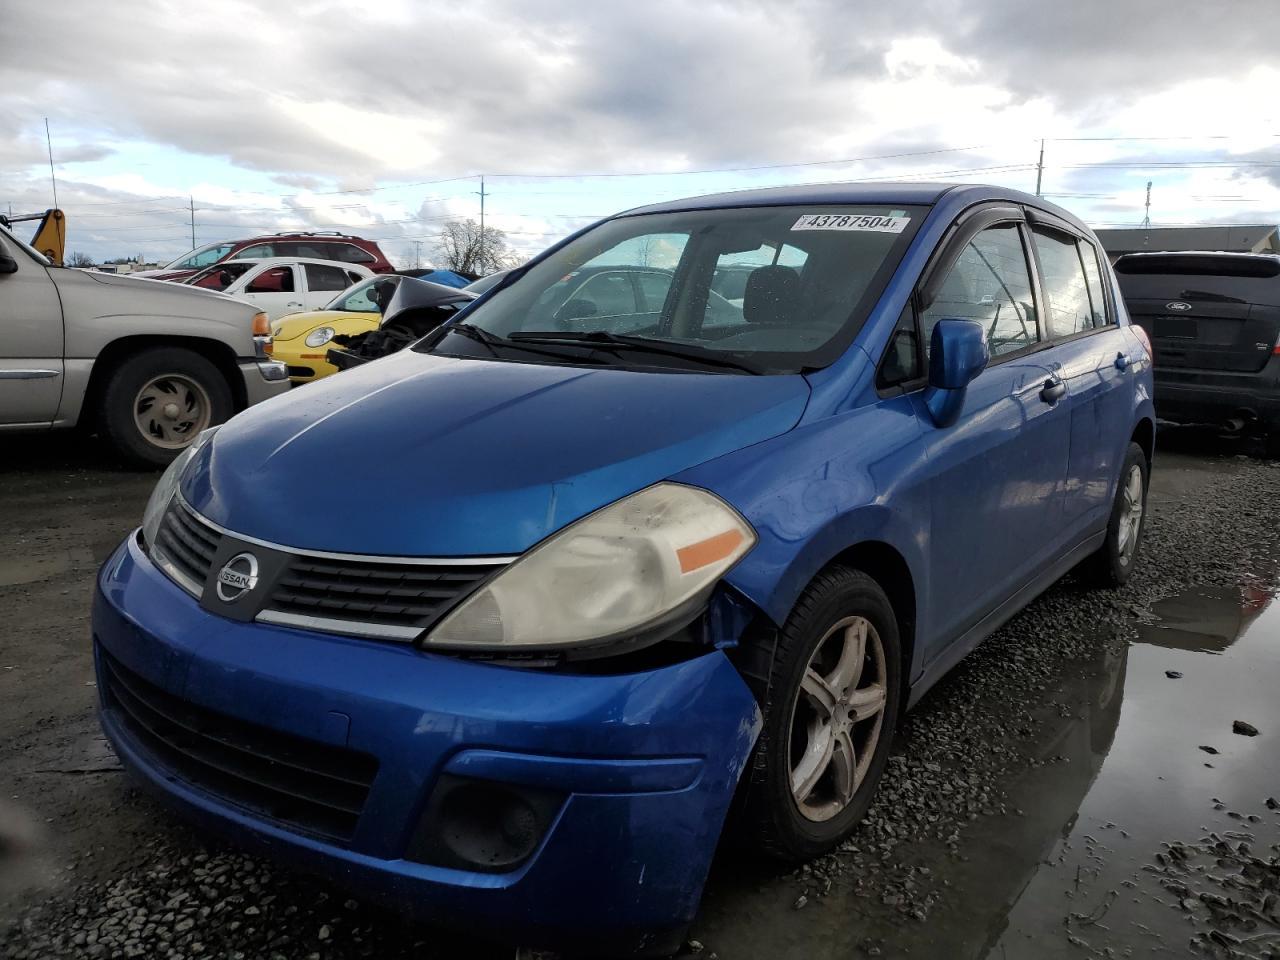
[1040,377,1067,404]
[286,301,303,308]
[1114,352,1130,371]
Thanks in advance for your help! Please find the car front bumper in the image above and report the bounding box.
[93,534,761,953]
[237,359,291,405]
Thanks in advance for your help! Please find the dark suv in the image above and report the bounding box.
[139,232,394,282]
[1115,251,1280,455]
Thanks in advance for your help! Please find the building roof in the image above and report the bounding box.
[1095,224,1280,257]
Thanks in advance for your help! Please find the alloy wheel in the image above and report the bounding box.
[786,615,888,822]
[1117,463,1144,561]
[133,374,211,449]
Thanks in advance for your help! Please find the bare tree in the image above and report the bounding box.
[67,251,96,268]
[433,219,515,276]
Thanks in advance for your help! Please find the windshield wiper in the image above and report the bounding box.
[447,321,506,356]
[507,330,764,374]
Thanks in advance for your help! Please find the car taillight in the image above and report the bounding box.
[1274,331,1280,356]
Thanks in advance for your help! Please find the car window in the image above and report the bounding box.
[636,271,673,311]
[878,304,922,387]
[170,242,234,270]
[1079,242,1111,327]
[238,244,275,259]
[1033,228,1095,339]
[572,273,637,317]
[305,263,353,292]
[188,262,253,291]
[325,243,375,264]
[922,224,1039,359]
[329,277,397,312]
[245,266,295,293]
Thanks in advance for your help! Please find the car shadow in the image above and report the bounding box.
[0,432,159,475]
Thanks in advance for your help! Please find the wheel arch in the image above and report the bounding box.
[1131,416,1155,467]
[81,336,247,428]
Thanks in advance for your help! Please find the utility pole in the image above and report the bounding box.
[1142,180,1152,229]
[477,174,486,270]
[1034,138,1045,197]
[189,196,196,249]
[45,118,59,209]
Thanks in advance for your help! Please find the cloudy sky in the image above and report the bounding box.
[3,0,1279,267]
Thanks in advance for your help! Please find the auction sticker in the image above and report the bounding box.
[791,213,909,233]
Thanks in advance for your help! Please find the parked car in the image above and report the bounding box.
[0,222,288,467]
[94,183,1154,954]
[1115,251,1280,456]
[137,232,395,282]
[269,274,403,383]
[184,257,374,321]
[324,276,475,370]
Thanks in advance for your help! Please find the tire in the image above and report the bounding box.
[1082,442,1149,588]
[97,347,233,469]
[735,566,902,863]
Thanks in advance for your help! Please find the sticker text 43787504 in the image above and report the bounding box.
[791,214,910,233]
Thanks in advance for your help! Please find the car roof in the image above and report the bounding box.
[218,257,373,269]
[619,181,1090,233]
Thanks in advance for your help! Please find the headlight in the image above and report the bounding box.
[304,326,336,347]
[426,483,756,651]
[140,426,220,549]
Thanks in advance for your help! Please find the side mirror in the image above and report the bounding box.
[0,253,18,275]
[924,319,988,427]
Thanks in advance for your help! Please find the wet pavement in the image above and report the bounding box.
[693,579,1280,959]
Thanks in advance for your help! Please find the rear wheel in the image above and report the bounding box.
[1083,442,1149,587]
[98,347,233,468]
[737,566,902,862]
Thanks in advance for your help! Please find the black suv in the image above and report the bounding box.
[1115,251,1280,455]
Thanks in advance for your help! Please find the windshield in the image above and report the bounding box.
[186,261,253,291]
[324,275,398,312]
[164,242,235,271]
[431,204,923,373]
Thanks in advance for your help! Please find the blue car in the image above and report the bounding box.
[94,182,1154,954]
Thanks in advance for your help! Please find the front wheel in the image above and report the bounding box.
[98,347,233,469]
[1082,442,1149,587]
[737,567,902,863]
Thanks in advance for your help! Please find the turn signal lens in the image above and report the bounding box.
[252,311,270,336]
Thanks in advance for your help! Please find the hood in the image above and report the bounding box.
[183,350,811,556]
[379,277,474,329]
[49,267,257,337]
[272,309,376,341]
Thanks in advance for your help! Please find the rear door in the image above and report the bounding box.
[1026,219,1132,529]
[1117,256,1280,373]
[303,263,358,310]
[0,231,64,425]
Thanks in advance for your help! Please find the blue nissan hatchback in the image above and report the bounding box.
[95,183,1154,954]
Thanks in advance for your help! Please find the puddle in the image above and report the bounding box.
[693,581,1280,958]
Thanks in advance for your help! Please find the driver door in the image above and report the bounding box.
[0,233,64,425]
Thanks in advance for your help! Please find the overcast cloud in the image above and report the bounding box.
[2,0,1278,265]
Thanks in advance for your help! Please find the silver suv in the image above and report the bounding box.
[0,225,289,467]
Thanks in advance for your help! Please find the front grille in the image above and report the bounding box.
[268,556,501,632]
[100,647,378,844]
[152,498,221,594]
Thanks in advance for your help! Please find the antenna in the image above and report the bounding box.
[44,118,58,209]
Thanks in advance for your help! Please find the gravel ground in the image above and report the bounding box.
[1,433,1278,959]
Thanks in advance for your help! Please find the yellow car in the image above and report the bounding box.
[270,275,402,383]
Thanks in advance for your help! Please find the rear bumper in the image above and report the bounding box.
[93,534,760,953]
[1153,360,1280,429]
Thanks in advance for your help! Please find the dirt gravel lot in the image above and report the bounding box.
[1,429,1278,959]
